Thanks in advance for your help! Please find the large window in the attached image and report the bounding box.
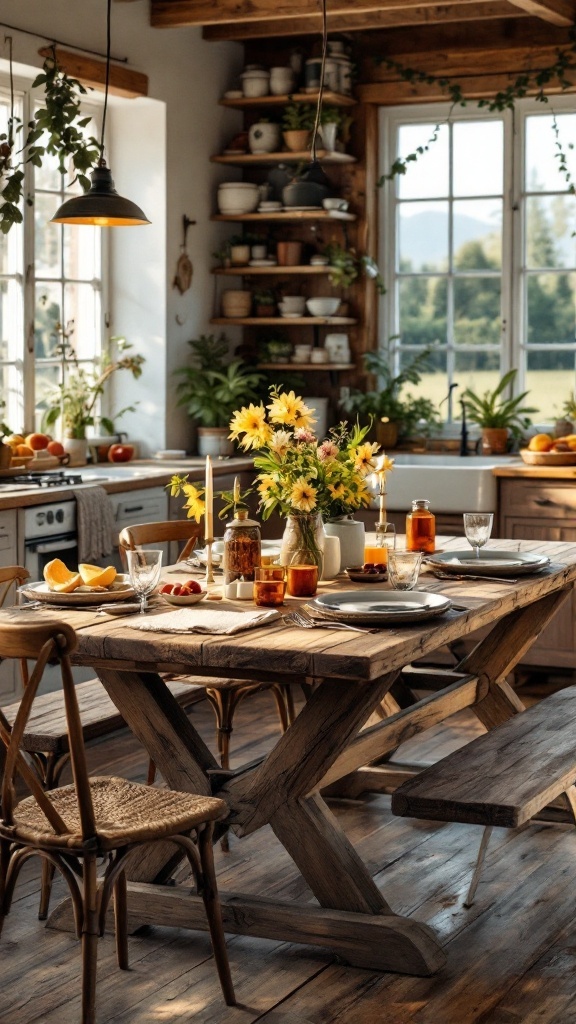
[380,99,576,420]
[0,79,104,434]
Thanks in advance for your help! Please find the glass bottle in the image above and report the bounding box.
[406,499,435,554]
[222,509,261,584]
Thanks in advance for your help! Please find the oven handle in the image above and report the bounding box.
[30,539,78,555]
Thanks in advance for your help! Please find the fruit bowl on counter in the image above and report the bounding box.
[159,580,207,605]
[521,431,576,465]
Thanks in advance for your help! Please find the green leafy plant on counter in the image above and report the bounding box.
[174,333,264,428]
[42,323,145,439]
[462,369,537,438]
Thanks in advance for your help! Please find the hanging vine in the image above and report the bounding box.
[376,28,576,192]
[0,44,100,234]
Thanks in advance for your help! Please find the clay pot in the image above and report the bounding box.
[277,241,303,267]
[376,420,399,449]
[481,427,509,455]
[282,130,310,153]
[221,290,252,318]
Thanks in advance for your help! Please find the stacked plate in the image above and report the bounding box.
[426,550,549,577]
[310,590,453,625]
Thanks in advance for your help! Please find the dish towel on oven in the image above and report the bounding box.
[127,606,280,635]
[73,487,115,563]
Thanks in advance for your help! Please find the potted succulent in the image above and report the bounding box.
[175,333,264,456]
[253,287,277,317]
[341,348,441,448]
[463,369,537,454]
[281,103,316,152]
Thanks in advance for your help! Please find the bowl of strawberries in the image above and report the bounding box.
[158,579,207,605]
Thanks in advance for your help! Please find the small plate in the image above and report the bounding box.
[282,205,322,211]
[426,549,550,577]
[161,589,207,606]
[346,568,387,583]
[248,259,277,267]
[312,589,452,624]
[20,576,135,605]
[280,312,302,319]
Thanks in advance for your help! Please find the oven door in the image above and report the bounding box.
[24,534,79,580]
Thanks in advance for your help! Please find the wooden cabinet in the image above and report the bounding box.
[498,477,576,668]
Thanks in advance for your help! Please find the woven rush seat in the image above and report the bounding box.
[2,775,227,852]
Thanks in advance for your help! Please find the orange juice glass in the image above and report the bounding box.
[364,544,388,566]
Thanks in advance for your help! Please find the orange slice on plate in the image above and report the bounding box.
[78,563,117,589]
[43,558,83,593]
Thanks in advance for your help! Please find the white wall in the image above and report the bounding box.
[0,0,243,452]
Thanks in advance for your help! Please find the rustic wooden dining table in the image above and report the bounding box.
[17,537,576,977]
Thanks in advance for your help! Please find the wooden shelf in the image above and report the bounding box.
[211,316,357,326]
[219,91,356,109]
[212,210,356,223]
[213,150,356,166]
[257,362,354,371]
[212,265,332,276]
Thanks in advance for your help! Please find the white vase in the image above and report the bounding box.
[63,437,88,467]
[320,122,338,152]
[197,428,233,458]
[321,533,341,580]
[324,517,365,571]
[248,122,281,154]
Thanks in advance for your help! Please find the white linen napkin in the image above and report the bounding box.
[126,606,280,635]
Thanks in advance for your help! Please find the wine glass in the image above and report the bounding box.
[463,513,494,559]
[126,549,163,614]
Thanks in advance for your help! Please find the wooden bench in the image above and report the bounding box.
[391,686,576,904]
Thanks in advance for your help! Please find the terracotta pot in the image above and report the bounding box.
[283,129,310,153]
[376,420,399,449]
[277,241,303,267]
[481,427,509,455]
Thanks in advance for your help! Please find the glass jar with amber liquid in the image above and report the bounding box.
[222,509,261,584]
[406,499,435,554]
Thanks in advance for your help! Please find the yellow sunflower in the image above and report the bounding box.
[328,481,347,499]
[353,441,380,477]
[290,476,318,513]
[181,482,205,523]
[228,403,271,450]
[267,390,315,429]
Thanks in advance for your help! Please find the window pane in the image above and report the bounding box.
[399,276,447,346]
[397,123,449,199]
[64,224,100,281]
[400,348,448,408]
[0,279,24,362]
[453,351,501,395]
[454,277,501,346]
[35,193,62,279]
[0,219,23,277]
[526,272,576,345]
[0,363,24,433]
[526,113,576,193]
[34,147,62,193]
[453,199,502,270]
[35,284,62,358]
[398,200,448,272]
[525,350,576,420]
[64,282,100,359]
[453,121,503,197]
[34,363,62,432]
[526,195,576,270]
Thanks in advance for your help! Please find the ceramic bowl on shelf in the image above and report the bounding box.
[217,182,260,215]
[322,198,349,212]
[306,297,341,317]
[240,69,270,98]
[279,295,306,315]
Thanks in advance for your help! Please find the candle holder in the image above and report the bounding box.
[203,538,215,585]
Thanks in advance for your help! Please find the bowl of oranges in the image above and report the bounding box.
[520,433,576,465]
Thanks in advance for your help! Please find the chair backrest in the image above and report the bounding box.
[0,566,30,609]
[0,619,97,841]
[118,520,202,564]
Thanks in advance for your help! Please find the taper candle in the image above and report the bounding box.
[205,456,213,540]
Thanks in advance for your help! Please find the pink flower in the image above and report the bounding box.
[294,427,316,444]
[317,440,339,461]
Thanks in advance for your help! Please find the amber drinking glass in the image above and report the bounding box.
[286,564,318,598]
[253,566,286,607]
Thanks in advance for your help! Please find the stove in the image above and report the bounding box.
[0,471,84,491]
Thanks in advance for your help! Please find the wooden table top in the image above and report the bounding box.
[6,537,576,685]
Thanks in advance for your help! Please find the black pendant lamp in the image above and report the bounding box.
[52,0,150,227]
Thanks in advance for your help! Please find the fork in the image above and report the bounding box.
[429,570,517,584]
[283,609,378,634]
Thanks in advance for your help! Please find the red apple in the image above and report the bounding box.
[108,444,135,463]
[159,583,174,595]
[186,580,202,593]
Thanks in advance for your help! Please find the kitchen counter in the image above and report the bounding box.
[492,462,576,479]
[0,458,254,510]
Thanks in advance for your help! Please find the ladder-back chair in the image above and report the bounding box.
[119,521,294,775]
[0,619,235,1024]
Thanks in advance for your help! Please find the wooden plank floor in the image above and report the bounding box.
[2,685,576,1023]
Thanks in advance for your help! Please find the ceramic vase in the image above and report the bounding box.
[63,437,88,467]
[324,516,365,571]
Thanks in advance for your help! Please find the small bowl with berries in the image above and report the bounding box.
[159,579,207,605]
[346,563,388,584]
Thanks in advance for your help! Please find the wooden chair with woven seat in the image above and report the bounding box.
[0,566,202,920]
[0,618,235,1024]
[119,520,294,775]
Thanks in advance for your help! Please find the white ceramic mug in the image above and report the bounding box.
[321,534,341,580]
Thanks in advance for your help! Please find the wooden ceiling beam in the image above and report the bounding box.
[505,0,575,25]
[38,47,148,98]
[151,0,508,28]
[358,68,576,102]
[358,15,571,57]
[203,2,523,40]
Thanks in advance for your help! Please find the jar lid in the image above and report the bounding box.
[227,509,260,528]
[411,499,431,509]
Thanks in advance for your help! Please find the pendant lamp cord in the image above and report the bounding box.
[99,0,112,167]
[310,0,327,163]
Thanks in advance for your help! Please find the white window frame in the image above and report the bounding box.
[379,95,576,416]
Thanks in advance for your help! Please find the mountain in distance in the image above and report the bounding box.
[400,209,498,269]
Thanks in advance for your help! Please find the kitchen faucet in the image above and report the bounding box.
[459,397,469,457]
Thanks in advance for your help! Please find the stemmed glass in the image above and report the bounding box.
[126,549,163,614]
[463,513,494,559]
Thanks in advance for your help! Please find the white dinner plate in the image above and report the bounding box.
[20,576,135,605]
[426,549,550,577]
[311,589,452,625]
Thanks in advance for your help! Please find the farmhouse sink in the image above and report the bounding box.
[378,454,521,513]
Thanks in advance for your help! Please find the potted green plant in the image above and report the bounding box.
[253,288,277,317]
[41,324,145,465]
[319,107,342,152]
[281,103,316,152]
[322,241,385,296]
[463,370,537,454]
[341,348,440,447]
[175,333,264,456]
